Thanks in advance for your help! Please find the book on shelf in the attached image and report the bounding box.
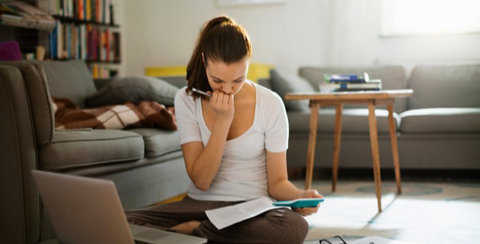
[49,21,120,63]
[112,31,120,62]
[90,63,118,79]
[42,0,115,25]
[320,79,382,92]
[0,1,55,30]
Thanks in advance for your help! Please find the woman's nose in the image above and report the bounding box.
[222,86,233,94]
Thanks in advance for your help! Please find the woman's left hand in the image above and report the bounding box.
[293,189,323,216]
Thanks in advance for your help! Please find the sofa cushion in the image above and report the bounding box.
[298,66,408,112]
[400,108,480,134]
[127,128,181,158]
[39,129,144,170]
[86,76,179,108]
[40,61,97,108]
[408,64,480,109]
[288,108,400,134]
[154,76,188,89]
[257,78,272,90]
[269,69,315,112]
[0,61,55,145]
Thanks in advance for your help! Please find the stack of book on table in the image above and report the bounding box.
[320,72,382,92]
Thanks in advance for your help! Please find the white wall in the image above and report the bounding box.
[123,0,330,76]
[115,0,126,76]
[328,0,480,72]
[122,0,480,77]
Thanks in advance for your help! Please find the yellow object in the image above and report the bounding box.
[145,66,187,77]
[155,192,187,205]
[247,63,274,83]
[145,63,274,83]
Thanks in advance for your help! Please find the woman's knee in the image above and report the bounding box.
[268,210,309,244]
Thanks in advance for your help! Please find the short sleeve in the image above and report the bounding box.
[174,87,203,145]
[263,91,289,153]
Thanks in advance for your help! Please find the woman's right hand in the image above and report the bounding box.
[209,90,235,124]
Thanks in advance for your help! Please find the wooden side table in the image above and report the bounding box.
[285,90,413,212]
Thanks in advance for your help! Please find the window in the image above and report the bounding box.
[381,0,480,36]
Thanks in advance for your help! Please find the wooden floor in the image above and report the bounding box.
[156,192,188,205]
[155,168,480,206]
[288,167,480,182]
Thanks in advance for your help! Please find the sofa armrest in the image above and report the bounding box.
[0,61,55,146]
[0,66,40,244]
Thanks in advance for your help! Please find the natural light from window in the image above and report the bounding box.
[381,0,480,36]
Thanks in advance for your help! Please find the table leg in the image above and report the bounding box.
[367,101,382,212]
[387,104,402,194]
[305,103,320,190]
[332,104,343,192]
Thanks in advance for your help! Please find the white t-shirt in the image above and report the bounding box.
[174,82,289,201]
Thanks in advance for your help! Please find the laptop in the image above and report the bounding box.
[31,170,207,244]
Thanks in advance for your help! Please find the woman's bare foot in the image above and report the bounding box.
[170,220,201,235]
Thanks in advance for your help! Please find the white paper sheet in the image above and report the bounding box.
[205,196,283,230]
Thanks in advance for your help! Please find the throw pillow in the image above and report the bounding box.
[86,75,180,108]
[0,40,22,61]
[269,69,315,112]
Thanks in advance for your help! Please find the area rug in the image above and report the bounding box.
[297,180,480,244]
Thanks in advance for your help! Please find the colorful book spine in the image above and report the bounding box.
[78,0,83,20]
[86,0,90,20]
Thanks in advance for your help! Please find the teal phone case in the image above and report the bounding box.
[273,198,324,208]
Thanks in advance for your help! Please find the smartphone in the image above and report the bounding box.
[273,198,324,208]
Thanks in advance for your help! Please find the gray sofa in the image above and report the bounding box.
[151,64,480,172]
[0,61,190,244]
[260,64,480,172]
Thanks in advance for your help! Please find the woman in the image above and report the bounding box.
[127,15,322,244]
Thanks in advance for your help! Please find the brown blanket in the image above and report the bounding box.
[52,97,177,130]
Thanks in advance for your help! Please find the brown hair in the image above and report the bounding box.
[186,15,252,98]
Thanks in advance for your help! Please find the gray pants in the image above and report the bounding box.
[125,196,309,244]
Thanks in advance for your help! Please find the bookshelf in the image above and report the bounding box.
[0,0,53,57]
[38,0,121,80]
[0,0,122,81]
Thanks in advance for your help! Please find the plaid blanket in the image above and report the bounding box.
[52,97,176,130]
